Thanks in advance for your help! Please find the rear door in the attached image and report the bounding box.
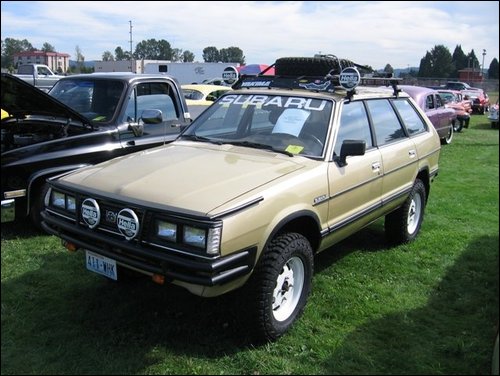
[366,98,418,212]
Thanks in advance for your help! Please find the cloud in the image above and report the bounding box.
[1,1,498,69]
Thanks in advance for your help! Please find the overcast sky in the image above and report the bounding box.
[1,1,499,70]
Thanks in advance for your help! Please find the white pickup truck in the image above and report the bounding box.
[14,64,64,91]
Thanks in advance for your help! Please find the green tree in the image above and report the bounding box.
[219,47,245,64]
[451,45,467,78]
[134,38,172,60]
[488,58,499,79]
[418,51,433,77]
[466,49,480,72]
[1,37,34,69]
[114,46,131,61]
[203,46,220,62]
[41,42,55,52]
[417,45,453,78]
[171,48,183,62]
[182,50,195,62]
[102,51,114,61]
[383,63,394,74]
[430,45,453,78]
[74,45,85,73]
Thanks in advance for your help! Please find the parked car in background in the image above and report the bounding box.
[488,99,499,129]
[1,72,191,228]
[181,84,233,119]
[462,89,490,114]
[443,81,482,91]
[400,85,455,144]
[437,89,472,132]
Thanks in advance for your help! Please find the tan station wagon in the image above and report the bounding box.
[41,56,441,343]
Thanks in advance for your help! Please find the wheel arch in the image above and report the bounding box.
[263,210,322,256]
[416,167,431,202]
[26,164,90,216]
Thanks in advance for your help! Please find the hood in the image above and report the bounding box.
[1,73,90,124]
[61,142,305,215]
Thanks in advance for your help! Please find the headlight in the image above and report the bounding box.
[49,189,76,212]
[67,195,76,213]
[51,191,66,209]
[156,220,177,242]
[152,217,222,256]
[183,226,206,248]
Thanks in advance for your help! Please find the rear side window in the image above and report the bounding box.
[366,99,406,146]
[392,99,427,136]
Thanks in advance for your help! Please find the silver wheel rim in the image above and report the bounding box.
[407,193,422,235]
[272,256,305,322]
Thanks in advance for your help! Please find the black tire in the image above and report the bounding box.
[274,56,353,77]
[441,125,453,145]
[247,232,314,342]
[385,179,426,244]
[454,119,463,133]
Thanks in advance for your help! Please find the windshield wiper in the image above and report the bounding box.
[225,140,294,157]
[180,134,223,145]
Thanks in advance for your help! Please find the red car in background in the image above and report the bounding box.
[437,89,472,132]
[462,89,490,114]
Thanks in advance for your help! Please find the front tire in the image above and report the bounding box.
[385,179,427,244]
[247,232,314,342]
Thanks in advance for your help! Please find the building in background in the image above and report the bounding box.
[13,51,70,73]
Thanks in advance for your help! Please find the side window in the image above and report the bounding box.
[392,99,427,136]
[366,99,407,146]
[426,95,435,110]
[435,94,444,108]
[124,82,179,123]
[334,101,372,156]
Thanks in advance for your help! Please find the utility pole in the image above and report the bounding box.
[129,20,133,61]
[482,49,486,78]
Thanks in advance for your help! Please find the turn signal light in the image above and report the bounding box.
[62,240,79,252]
[152,274,165,285]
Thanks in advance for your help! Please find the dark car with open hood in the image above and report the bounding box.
[1,72,191,228]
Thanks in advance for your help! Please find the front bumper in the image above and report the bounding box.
[41,210,257,287]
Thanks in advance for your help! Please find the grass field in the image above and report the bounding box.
[1,110,498,375]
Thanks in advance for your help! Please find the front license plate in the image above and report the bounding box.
[86,250,117,280]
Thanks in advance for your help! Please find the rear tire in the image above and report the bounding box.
[385,179,426,244]
[246,232,314,342]
[441,125,453,145]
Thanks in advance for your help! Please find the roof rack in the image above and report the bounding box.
[231,55,403,99]
[232,72,403,98]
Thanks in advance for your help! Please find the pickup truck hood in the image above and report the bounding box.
[1,73,89,124]
[61,142,305,215]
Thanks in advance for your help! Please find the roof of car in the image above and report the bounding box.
[60,72,180,83]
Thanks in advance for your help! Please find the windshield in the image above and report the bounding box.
[50,79,125,123]
[182,93,333,158]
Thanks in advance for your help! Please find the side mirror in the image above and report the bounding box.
[337,140,366,167]
[141,109,163,124]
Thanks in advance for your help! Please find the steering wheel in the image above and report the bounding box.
[297,132,324,155]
